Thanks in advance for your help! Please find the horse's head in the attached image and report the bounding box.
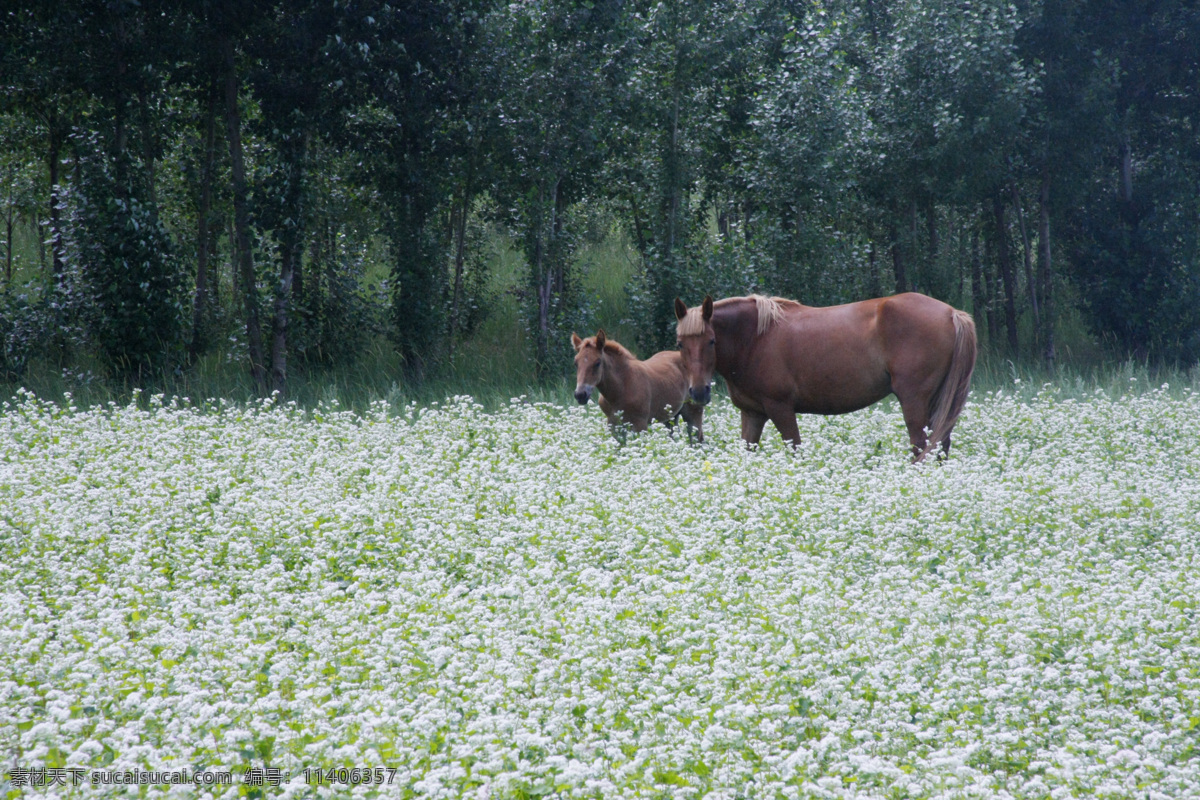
[674,296,715,405]
[571,329,608,405]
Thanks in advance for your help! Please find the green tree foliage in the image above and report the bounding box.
[1057,0,1200,361]
[611,0,784,350]
[1,0,1198,389]
[64,136,188,377]
[485,0,620,376]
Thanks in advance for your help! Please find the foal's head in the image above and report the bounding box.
[570,330,609,405]
[674,296,716,405]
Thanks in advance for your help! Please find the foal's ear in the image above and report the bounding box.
[595,329,607,349]
[674,297,688,321]
[702,295,714,320]
[571,332,583,351]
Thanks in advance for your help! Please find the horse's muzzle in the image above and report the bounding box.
[689,384,712,405]
[574,386,593,405]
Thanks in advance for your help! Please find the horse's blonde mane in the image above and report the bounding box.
[676,307,707,337]
[676,294,788,338]
[751,294,786,335]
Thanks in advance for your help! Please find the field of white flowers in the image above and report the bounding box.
[1,384,1198,799]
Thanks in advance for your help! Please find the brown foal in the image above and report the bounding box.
[572,330,704,443]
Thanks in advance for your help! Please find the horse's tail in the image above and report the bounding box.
[924,309,977,459]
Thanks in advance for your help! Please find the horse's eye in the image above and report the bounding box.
[709,338,716,346]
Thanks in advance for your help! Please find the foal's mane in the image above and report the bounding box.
[602,339,635,359]
[676,294,791,338]
[582,335,636,360]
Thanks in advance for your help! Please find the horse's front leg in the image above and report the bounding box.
[603,407,630,445]
[740,409,768,448]
[761,400,801,449]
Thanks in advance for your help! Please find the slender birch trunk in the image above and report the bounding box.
[221,30,268,395]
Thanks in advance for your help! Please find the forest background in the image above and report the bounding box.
[1,0,1197,408]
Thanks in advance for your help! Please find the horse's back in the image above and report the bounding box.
[876,293,960,375]
[748,293,961,414]
[753,299,891,412]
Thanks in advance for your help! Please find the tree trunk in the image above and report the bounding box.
[552,179,567,299]
[628,193,649,257]
[208,223,220,304]
[908,200,919,290]
[3,216,11,285]
[1038,172,1055,365]
[271,235,296,396]
[1119,140,1133,203]
[448,165,473,353]
[222,31,268,395]
[890,223,907,294]
[270,133,309,397]
[987,244,1001,347]
[190,83,218,362]
[138,89,158,212]
[971,226,985,338]
[533,184,549,378]
[292,230,304,306]
[112,14,130,193]
[48,123,65,281]
[925,199,938,288]
[665,83,681,261]
[992,194,1019,354]
[227,214,238,298]
[1010,182,1039,347]
[953,209,967,306]
[4,161,13,284]
[867,239,879,298]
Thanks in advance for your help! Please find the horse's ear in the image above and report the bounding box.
[571,332,583,351]
[595,329,606,349]
[674,297,688,321]
[702,295,714,321]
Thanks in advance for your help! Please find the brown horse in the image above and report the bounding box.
[673,293,976,460]
[572,330,704,442]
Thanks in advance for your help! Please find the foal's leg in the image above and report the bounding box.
[604,407,630,445]
[609,423,628,445]
[681,403,704,444]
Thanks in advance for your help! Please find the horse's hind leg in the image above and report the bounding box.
[899,401,932,461]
